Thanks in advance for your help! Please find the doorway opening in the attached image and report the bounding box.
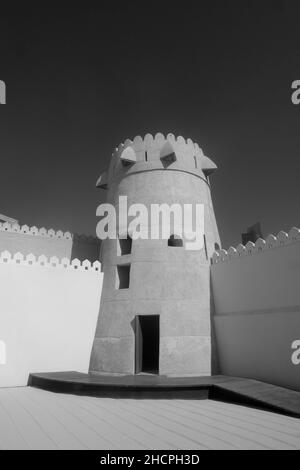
[135,315,159,375]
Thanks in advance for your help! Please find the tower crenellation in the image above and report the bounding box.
[97,133,217,190]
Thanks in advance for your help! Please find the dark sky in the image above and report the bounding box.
[0,1,299,248]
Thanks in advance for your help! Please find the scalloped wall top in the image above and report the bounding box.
[0,222,99,243]
[95,133,218,189]
[112,133,205,160]
[212,227,300,264]
[0,250,102,272]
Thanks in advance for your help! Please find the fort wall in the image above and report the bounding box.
[0,251,103,387]
[211,227,300,391]
[0,222,101,262]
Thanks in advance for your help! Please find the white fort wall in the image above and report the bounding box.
[0,251,103,387]
[211,227,300,391]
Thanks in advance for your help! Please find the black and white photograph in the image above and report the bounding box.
[0,1,300,456]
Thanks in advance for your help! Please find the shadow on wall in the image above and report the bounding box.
[210,276,220,375]
[71,235,101,262]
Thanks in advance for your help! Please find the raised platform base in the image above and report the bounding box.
[28,372,300,418]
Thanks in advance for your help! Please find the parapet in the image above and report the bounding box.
[97,133,217,189]
[0,250,101,273]
[212,227,300,264]
[0,221,102,243]
[0,222,73,239]
[0,221,101,262]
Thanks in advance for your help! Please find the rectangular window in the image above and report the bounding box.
[118,235,132,256]
[116,264,131,289]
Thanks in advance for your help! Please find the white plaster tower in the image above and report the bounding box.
[90,133,220,376]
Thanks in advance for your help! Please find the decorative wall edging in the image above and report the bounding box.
[211,227,300,265]
[0,222,72,239]
[0,250,101,273]
[96,132,217,190]
[0,222,100,244]
[113,133,204,159]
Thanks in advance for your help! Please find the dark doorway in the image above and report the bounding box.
[135,315,159,375]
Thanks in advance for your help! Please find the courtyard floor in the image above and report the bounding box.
[0,386,299,450]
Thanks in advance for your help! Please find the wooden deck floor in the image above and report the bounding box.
[0,387,300,450]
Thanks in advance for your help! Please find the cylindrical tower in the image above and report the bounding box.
[90,133,220,376]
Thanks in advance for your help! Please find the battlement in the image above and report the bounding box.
[114,133,204,161]
[0,221,100,244]
[0,221,101,262]
[0,221,72,239]
[97,133,217,189]
[0,250,101,272]
[211,226,300,264]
